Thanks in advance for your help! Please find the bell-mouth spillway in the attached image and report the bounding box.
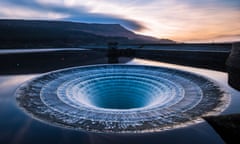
[15,64,230,133]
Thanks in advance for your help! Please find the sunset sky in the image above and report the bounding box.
[0,0,240,42]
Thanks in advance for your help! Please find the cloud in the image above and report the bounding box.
[212,34,240,42]
[65,15,145,31]
[0,0,239,42]
[0,0,145,31]
[182,0,240,9]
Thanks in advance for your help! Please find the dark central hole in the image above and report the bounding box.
[93,92,147,109]
[85,79,153,110]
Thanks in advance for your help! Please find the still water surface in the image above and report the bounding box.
[0,58,239,144]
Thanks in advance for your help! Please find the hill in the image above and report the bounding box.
[0,19,175,48]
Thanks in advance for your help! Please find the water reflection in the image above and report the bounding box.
[1,58,240,143]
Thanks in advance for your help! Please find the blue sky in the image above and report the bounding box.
[0,0,239,42]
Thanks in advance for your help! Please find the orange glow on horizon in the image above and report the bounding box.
[1,0,240,42]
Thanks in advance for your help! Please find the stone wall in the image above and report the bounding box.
[226,42,240,91]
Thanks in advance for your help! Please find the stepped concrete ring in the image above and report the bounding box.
[15,64,230,133]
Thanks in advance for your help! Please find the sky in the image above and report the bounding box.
[0,0,240,43]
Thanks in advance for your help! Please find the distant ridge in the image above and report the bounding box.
[0,19,175,48]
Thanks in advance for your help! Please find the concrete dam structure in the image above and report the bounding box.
[15,65,229,133]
